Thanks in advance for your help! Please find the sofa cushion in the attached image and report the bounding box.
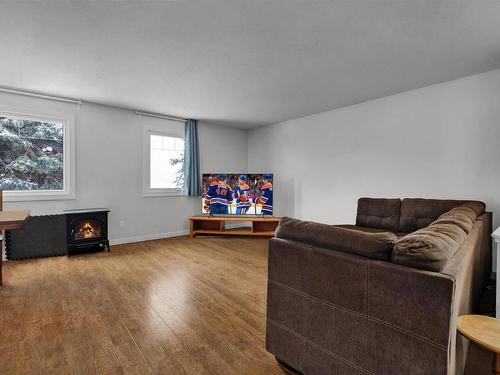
[399,198,485,233]
[462,201,486,216]
[431,205,477,234]
[355,198,401,232]
[276,217,398,261]
[335,224,408,238]
[393,221,469,272]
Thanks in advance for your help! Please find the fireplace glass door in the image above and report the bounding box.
[65,209,110,254]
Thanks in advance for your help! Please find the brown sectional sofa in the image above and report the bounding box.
[266,198,492,375]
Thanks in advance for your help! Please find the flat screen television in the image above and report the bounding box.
[201,173,273,216]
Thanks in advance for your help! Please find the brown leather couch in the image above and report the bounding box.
[266,198,492,375]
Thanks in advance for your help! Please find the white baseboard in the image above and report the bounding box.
[1,231,189,260]
[109,230,189,246]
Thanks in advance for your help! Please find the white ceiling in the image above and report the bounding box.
[1,1,499,129]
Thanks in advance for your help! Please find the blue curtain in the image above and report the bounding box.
[183,119,201,196]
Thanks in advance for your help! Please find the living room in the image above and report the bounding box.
[1,1,500,374]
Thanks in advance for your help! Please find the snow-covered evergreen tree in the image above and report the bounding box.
[169,152,184,188]
[0,117,64,190]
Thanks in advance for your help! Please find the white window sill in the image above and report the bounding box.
[142,189,186,198]
[2,191,76,202]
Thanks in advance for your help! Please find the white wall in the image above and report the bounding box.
[248,69,500,234]
[3,69,499,252]
[0,92,248,244]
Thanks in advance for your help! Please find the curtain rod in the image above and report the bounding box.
[0,86,188,122]
[0,86,82,105]
[135,111,186,123]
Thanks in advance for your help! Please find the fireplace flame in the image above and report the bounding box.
[81,222,95,238]
[75,221,100,239]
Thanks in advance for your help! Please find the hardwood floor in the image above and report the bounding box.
[0,237,286,375]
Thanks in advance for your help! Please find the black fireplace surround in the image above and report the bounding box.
[64,208,110,255]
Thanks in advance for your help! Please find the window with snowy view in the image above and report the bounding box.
[0,115,64,191]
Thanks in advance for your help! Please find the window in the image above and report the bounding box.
[142,116,185,197]
[150,134,184,189]
[0,109,75,201]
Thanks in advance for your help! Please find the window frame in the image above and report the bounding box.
[0,107,76,202]
[142,127,185,197]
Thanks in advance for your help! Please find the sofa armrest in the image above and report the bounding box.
[267,237,455,374]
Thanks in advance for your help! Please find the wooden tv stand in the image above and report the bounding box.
[189,215,279,238]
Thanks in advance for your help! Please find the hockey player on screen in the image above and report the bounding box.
[256,174,273,215]
[204,174,233,215]
[234,175,251,215]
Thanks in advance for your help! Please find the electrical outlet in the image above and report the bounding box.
[119,220,126,229]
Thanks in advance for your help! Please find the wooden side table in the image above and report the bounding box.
[458,315,500,374]
[0,190,30,285]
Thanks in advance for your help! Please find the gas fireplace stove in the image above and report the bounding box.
[64,208,110,255]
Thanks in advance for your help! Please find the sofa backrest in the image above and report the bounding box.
[356,198,401,232]
[276,216,398,261]
[398,198,485,233]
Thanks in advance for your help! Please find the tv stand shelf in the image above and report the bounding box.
[189,215,279,238]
